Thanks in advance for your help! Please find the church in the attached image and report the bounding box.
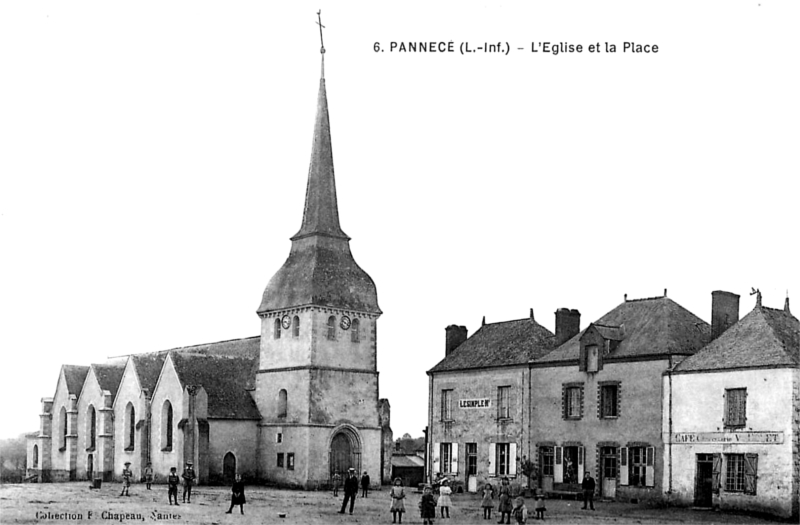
[25,41,393,489]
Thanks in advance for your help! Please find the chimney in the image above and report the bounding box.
[711,290,740,340]
[445,325,468,356]
[555,308,581,346]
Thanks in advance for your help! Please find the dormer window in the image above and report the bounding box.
[586,345,599,372]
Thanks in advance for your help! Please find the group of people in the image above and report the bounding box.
[336,468,372,514]
[479,477,546,524]
[120,461,196,503]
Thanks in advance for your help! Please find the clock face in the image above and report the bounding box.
[281,315,291,330]
[340,315,351,330]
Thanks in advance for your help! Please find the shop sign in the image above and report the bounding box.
[672,431,784,444]
[459,398,491,409]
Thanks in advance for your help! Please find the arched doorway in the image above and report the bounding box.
[223,452,236,484]
[329,427,361,480]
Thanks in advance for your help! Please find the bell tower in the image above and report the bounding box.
[255,14,385,488]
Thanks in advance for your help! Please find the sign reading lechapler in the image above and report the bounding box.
[672,431,784,444]
[459,398,491,409]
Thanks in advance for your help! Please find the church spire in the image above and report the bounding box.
[292,10,347,241]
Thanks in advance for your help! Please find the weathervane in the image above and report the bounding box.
[316,10,326,77]
[750,287,762,307]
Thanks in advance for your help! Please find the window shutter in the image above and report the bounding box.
[579,345,587,372]
[554,447,563,483]
[577,446,584,481]
[645,447,655,487]
[451,443,459,475]
[488,443,496,476]
[509,443,517,476]
[711,454,721,494]
[619,447,629,486]
[744,454,758,495]
[433,442,440,471]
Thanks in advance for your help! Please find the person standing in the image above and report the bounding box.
[143,463,154,490]
[497,477,512,524]
[361,471,370,498]
[419,484,437,525]
[581,471,596,511]
[182,461,196,503]
[437,478,452,519]
[511,496,528,525]
[389,477,405,524]
[480,482,495,520]
[338,468,359,515]
[332,471,341,497]
[225,474,246,515]
[533,491,546,520]
[167,467,180,506]
[120,462,132,497]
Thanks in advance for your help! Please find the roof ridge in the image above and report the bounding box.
[484,317,547,327]
[624,295,667,303]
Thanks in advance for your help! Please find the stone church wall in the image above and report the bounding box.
[113,360,147,482]
[207,420,259,483]
[149,357,184,481]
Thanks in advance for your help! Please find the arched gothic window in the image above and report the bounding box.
[274,318,281,339]
[60,406,67,450]
[125,403,135,451]
[278,389,288,418]
[33,444,39,468]
[161,400,173,451]
[293,316,300,338]
[327,316,336,340]
[351,319,360,343]
[87,405,96,449]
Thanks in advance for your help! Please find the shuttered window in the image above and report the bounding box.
[724,388,747,428]
[725,453,757,494]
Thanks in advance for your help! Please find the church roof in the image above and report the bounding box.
[91,363,125,399]
[62,365,90,397]
[257,66,379,315]
[428,318,555,373]
[131,353,168,394]
[673,304,799,373]
[170,352,261,420]
[536,296,710,364]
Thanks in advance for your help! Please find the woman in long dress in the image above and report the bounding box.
[497,477,512,524]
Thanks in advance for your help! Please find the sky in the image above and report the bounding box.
[1,1,798,441]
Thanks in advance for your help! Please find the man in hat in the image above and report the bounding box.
[338,467,359,515]
[167,467,180,505]
[360,470,370,498]
[182,461,196,503]
[120,462,132,497]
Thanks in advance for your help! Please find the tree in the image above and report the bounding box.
[0,434,29,483]
[519,455,537,491]
[394,434,425,454]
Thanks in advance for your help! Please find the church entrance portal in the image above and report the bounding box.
[329,429,361,480]
[223,452,236,484]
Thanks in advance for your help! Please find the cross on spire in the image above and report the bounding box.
[316,10,326,78]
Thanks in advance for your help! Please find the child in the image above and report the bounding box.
[534,491,546,520]
[332,471,341,497]
[120,462,132,497]
[481,482,495,520]
[167,467,180,506]
[437,478,452,519]
[143,462,154,490]
[225,474,246,515]
[390,477,405,524]
[419,484,436,525]
[511,496,528,525]
[497,477,512,524]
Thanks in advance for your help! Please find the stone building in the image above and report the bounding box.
[426,312,556,493]
[530,294,710,503]
[664,293,799,518]
[26,45,392,488]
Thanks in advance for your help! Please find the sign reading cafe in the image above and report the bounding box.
[459,398,491,409]
[672,431,784,444]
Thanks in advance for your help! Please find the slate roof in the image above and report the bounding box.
[392,455,425,468]
[257,76,380,316]
[428,318,555,373]
[131,353,168,394]
[674,305,799,373]
[62,365,90,397]
[170,352,261,420]
[91,363,125,399]
[536,296,711,364]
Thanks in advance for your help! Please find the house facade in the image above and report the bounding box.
[664,295,799,518]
